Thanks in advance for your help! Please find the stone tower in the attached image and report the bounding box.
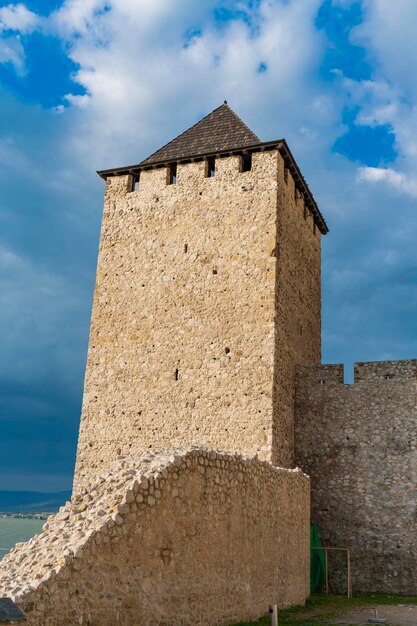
[74,103,328,492]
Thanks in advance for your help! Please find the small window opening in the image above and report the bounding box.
[319,379,325,385]
[184,243,188,253]
[225,347,230,354]
[241,153,252,172]
[385,374,393,380]
[168,164,177,185]
[174,368,179,381]
[212,268,218,275]
[132,173,140,192]
[206,157,216,178]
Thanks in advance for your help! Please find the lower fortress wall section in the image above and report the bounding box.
[295,359,417,593]
[0,449,310,626]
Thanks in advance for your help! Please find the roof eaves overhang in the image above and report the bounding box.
[97,140,328,234]
[277,139,328,234]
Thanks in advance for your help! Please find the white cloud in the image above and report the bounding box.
[45,0,329,166]
[0,0,334,163]
[0,3,39,71]
[338,75,400,127]
[64,93,91,108]
[51,0,108,38]
[0,3,38,33]
[355,0,417,95]
[0,34,25,72]
[358,167,417,197]
[345,1,417,192]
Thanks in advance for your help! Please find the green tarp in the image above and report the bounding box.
[310,524,326,593]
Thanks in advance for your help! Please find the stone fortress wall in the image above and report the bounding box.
[74,149,321,492]
[0,448,310,626]
[295,359,417,593]
[6,101,417,625]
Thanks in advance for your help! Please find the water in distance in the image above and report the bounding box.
[0,518,44,560]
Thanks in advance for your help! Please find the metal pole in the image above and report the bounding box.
[347,549,352,598]
[325,548,329,594]
[269,605,278,626]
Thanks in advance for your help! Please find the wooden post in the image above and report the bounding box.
[311,546,352,598]
[325,548,329,594]
[347,549,352,598]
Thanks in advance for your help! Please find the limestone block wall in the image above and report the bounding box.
[74,150,321,491]
[295,359,417,593]
[273,157,321,467]
[0,448,310,626]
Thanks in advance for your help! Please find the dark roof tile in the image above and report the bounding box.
[141,102,260,165]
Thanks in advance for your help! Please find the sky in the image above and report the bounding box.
[0,0,416,491]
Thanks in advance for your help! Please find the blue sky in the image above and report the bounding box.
[0,0,416,490]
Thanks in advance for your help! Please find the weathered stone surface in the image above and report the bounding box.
[295,359,417,593]
[74,151,321,492]
[0,449,310,626]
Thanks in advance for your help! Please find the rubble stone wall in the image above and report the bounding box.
[74,150,321,491]
[295,359,417,593]
[0,449,310,626]
[272,154,321,467]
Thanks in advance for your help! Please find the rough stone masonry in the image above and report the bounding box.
[295,359,417,593]
[0,449,310,626]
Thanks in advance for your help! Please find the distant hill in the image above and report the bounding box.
[0,491,71,513]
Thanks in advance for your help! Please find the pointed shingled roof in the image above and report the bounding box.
[141,102,260,165]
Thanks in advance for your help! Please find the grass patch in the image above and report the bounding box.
[231,593,417,626]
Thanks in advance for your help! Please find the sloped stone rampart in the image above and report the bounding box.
[0,449,309,626]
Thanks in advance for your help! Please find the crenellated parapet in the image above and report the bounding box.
[354,358,417,383]
[297,359,417,388]
[296,363,345,386]
[103,149,321,238]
